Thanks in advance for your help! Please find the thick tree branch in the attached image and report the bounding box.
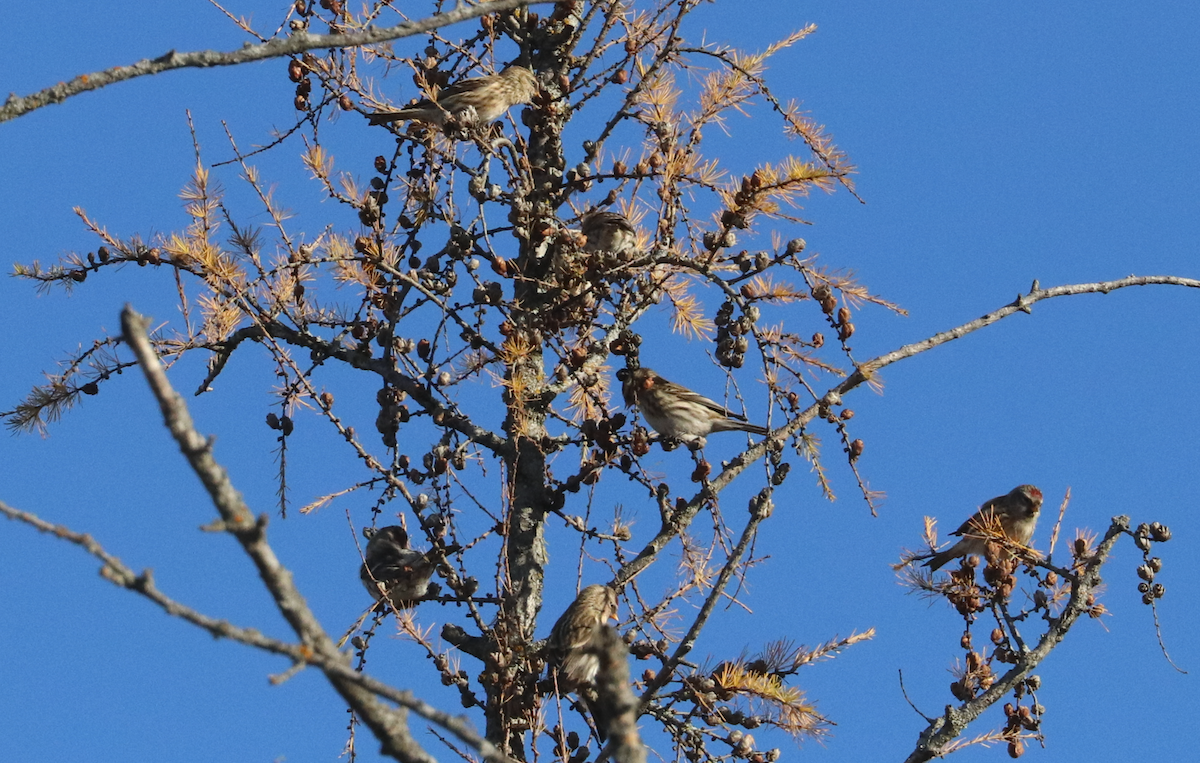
[0,498,519,763]
[119,303,432,763]
[0,0,550,124]
[592,627,647,763]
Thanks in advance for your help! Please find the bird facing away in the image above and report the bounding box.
[621,367,767,441]
[547,584,619,692]
[366,65,539,127]
[359,526,438,607]
[580,209,638,257]
[924,485,1044,571]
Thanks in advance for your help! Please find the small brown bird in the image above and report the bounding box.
[550,208,637,295]
[925,485,1044,571]
[547,584,619,691]
[367,65,539,127]
[359,526,440,607]
[580,209,638,258]
[622,367,767,441]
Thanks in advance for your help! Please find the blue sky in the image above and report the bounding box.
[2,2,1198,762]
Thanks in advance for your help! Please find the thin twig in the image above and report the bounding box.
[898,669,935,723]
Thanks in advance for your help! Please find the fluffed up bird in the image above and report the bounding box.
[550,208,638,292]
[924,485,1044,571]
[367,65,539,127]
[359,526,449,607]
[580,209,638,258]
[621,367,767,441]
[547,584,619,692]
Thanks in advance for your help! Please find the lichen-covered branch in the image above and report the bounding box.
[593,626,647,763]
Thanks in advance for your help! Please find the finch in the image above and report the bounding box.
[621,367,767,441]
[547,584,619,691]
[580,209,637,258]
[551,208,637,295]
[924,485,1044,571]
[367,65,539,127]
[359,526,441,607]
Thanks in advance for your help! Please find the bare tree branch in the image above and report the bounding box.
[0,497,519,763]
[0,0,551,124]
[635,490,774,707]
[592,627,647,763]
[617,275,1200,586]
[860,275,1200,378]
[117,303,503,763]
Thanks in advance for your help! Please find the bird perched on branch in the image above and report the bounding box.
[550,208,638,314]
[367,65,539,128]
[924,485,1044,571]
[547,584,619,691]
[621,367,767,441]
[580,209,638,258]
[359,526,455,607]
[547,584,619,741]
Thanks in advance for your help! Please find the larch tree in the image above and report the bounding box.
[1,2,1190,762]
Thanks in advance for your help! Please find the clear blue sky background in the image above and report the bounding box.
[2,2,1198,762]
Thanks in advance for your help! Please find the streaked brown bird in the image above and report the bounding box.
[925,485,1044,571]
[550,208,637,296]
[359,526,440,607]
[621,367,767,441]
[367,65,538,127]
[580,209,637,258]
[547,584,619,691]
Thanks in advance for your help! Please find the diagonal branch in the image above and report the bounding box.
[119,303,430,763]
[858,275,1200,379]
[0,498,519,763]
[614,275,1200,587]
[0,0,551,124]
[903,516,1130,763]
[635,490,774,708]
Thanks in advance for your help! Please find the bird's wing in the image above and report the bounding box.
[369,76,491,123]
[621,379,638,407]
[949,503,1003,537]
[948,513,980,537]
[546,606,575,652]
[677,386,748,422]
[437,76,492,100]
[369,549,432,579]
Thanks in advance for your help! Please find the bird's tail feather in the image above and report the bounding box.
[713,419,768,436]
[367,109,419,125]
[924,550,954,571]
